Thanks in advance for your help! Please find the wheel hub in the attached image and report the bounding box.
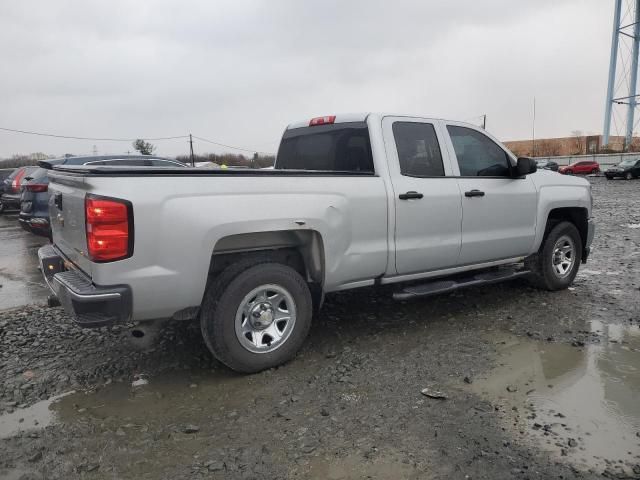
[552,235,575,278]
[250,303,275,330]
[235,284,298,354]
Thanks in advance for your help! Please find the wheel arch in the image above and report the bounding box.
[537,207,589,259]
[205,229,326,307]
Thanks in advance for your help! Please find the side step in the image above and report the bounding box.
[393,268,531,301]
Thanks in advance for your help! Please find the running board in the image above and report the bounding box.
[393,269,531,301]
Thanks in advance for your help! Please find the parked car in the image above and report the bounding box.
[558,160,600,175]
[18,162,62,236]
[535,159,559,171]
[0,166,37,213]
[605,158,640,180]
[21,156,187,237]
[39,113,594,373]
[42,154,188,168]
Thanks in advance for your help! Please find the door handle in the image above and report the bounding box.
[464,189,485,198]
[399,191,424,200]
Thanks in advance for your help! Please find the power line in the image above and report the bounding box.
[0,126,188,142]
[0,125,275,155]
[192,135,273,155]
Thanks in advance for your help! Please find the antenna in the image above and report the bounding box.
[189,134,195,167]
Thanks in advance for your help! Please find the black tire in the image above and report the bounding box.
[591,168,598,174]
[200,261,312,373]
[625,171,633,180]
[0,201,4,214]
[565,170,573,175]
[605,175,613,180]
[526,221,582,291]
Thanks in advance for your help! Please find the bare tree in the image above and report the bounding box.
[132,139,155,155]
[570,130,584,155]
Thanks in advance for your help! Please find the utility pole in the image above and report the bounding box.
[482,114,486,129]
[92,144,98,156]
[189,134,195,167]
[531,97,536,157]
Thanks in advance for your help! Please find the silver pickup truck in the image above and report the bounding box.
[39,113,595,372]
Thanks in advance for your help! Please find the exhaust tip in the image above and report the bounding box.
[131,329,145,338]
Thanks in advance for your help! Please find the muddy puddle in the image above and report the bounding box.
[474,321,640,474]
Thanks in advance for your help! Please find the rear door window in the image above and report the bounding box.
[392,122,445,177]
[277,122,374,172]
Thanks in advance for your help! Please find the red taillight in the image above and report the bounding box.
[309,115,336,126]
[25,184,48,193]
[85,196,132,262]
[12,170,26,192]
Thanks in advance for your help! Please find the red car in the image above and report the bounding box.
[558,160,600,175]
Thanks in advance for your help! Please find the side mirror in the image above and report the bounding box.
[516,157,537,177]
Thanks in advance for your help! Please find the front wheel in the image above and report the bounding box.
[564,170,573,175]
[625,171,633,180]
[200,261,312,373]
[526,221,582,291]
[0,201,4,214]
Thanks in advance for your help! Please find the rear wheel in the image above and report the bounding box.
[527,221,582,291]
[606,175,613,180]
[200,261,312,373]
[0,201,4,214]
[625,171,633,180]
[591,168,599,174]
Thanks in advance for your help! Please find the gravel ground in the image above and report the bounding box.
[0,177,639,480]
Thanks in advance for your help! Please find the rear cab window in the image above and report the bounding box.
[276,122,374,173]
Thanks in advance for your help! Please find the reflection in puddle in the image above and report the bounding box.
[0,392,73,439]
[475,322,640,472]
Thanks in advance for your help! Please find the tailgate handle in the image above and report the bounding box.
[54,192,63,210]
[399,191,424,200]
[464,189,485,198]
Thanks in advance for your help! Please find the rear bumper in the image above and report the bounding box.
[0,193,21,209]
[19,214,50,237]
[38,244,132,328]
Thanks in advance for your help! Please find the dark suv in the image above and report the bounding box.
[19,155,186,237]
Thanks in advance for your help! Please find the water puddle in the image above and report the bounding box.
[624,223,640,229]
[474,322,640,473]
[307,451,420,479]
[0,392,73,439]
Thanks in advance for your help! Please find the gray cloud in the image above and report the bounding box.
[0,0,610,157]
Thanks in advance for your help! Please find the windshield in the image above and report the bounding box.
[619,159,636,167]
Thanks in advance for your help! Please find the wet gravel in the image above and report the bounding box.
[0,177,639,479]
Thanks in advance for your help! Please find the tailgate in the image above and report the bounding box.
[48,172,93,277]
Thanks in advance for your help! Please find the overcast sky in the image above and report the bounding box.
[0,0,613,158]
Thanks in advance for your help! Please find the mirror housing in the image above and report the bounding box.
[515,157,537,177]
